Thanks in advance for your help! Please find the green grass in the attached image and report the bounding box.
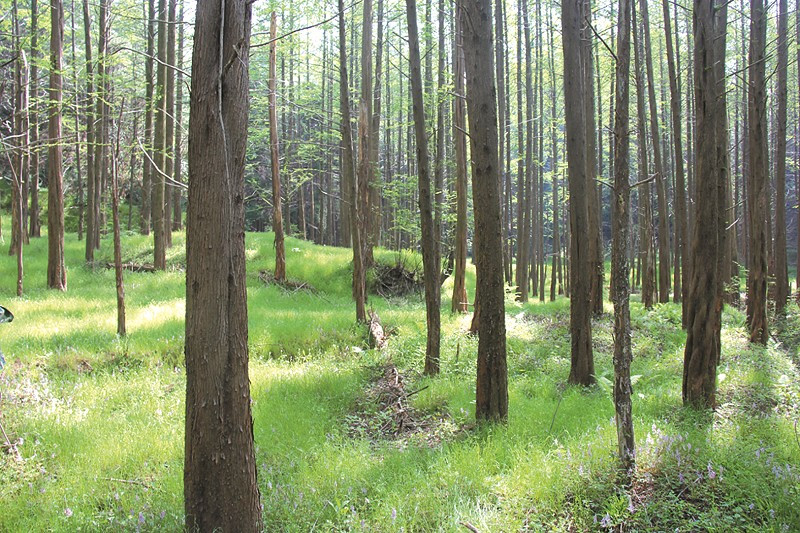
[1,222,798,531]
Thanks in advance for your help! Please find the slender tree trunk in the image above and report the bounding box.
[407,0,441,375]
[93,0,108,252]
[339,0,367,322]
[773,0,789,314]
[163,0,176,248]
[269,13,286,282]
[29,0,41,238]
[47,0,66,291]
[152,0,167,269]
[463,0,508,421]
[451,3,469,313]
[563,0,595,386]
[71,0,83,241]
[82,0,95,261]
[141,0,155,235]
[370,0,384,250]
[683,0,723,408]
[359,0,374,266]
[746,0,769,344]
[184,0,262,528]
[172,0,184,231]
[612,0,634,470]
[111,103,126,336]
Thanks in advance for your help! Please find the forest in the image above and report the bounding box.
[0,0,799,529]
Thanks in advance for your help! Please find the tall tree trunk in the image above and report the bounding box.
[451,3,469,313]
[93,0,108,252]
[70,0,83,241]
[359,0,374,266]
[339,0,367,322]
[662,0,687,313]
[407,0,441,375]
[172,0,184,231]
[163,0,176,248]
[746,0,768,344]
[111,103,126,336]
[463,0,508,421]
[29,0,41,238]
[82,0,95,261]
[370,0,384,250]
[184,0,262,528]
[563,0,595,386]
[773,0,789,314]
[47,0,66,291]
[516,0,532,302]
[269,13,286,282]
[141,0,155,235]
[612,0,634,470]
[152,0,167,269]
[683,0,723,408]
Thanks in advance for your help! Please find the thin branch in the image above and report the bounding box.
[251,1,363,49]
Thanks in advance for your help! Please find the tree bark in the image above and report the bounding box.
[406,0,441,375]
[152,0,167,269]
[462,0,508,421]
[172,0,184,231]
[773,0,789,314]
[82,0,95,261]
[451,3,469,314]
[111,103,126,336]
[141,0,155,235]
[29,0,41,238]
[269,12,286,282]
[47,0,66,291]
[184,0,262,528]
[562,0,595,386]
[359,0,374,266]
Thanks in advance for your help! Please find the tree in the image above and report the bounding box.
[406,0,441,375]
[152,0,167,270]
[451,2,469,314]
[140,0,155,236]
[683,0,724,408]
[269,12,286,282]
[462,0,508,421]
[339,0,367,323]
[562,0,594,386]
[746,0,768,344]
[184,0,262,528]
[611,0,634,469]
[111,103,126,336]
[29,0,41,239]
[82,0,96,260]
[773,0,789,315]
[359,0,375,266]
[47,0,66,291]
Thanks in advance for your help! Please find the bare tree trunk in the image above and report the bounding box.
[269,13,286,282]
[406,0,441,375]
[47,0,66,291]
[746,0,768,344]
[451,3,469,314]
[70,0,83,241]
[339,0,367,322]
[359,0,374,266]
[612,0,634,470]
[82,0,95,260]
[152,0,167,269]
[683,0,723,408]
[773,0,789,314]
[141,0,155,235]
[93,0,108,252]
[172,0,184,231]
[370,0,384,250]
[111,102,126,336]
[563,0,595,386]
[29,0,41,238]
[184,0,262,528]
[463,0,508,421]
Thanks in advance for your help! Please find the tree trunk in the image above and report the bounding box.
[683,0,723,408]
[451,3,469,314]
[406,0,441,376]
[141,0,155,235]
[111,103,126,336]
[612,0,634,470]
[172,0,184,231]
[746,0,768,344]
[269,12,286,282]
[152,0,167,269]
[359,0,374,266]
[463,0,508,421]
[562,0,595,386]
[184,0,262,528]
[773,0,789,314]
[339,0,367,323]
[29,0,41,238]
[47,0,66,291]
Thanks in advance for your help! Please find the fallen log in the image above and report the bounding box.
[368,309,388,350]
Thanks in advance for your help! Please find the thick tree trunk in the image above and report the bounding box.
[746,0,768,344]
[184,0,262,528]
[462,0,508,421]
[406,0,441,375]
[562,0,594,386]
[47,0,66,291]
[269,13,286,282]
[683,0,723,408]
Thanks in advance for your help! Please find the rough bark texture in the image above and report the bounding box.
[683,0,722,408]
[152,0,167,270]
[29,0,40,238]
[773,0,788,314]
[451,4,469,314]
[141,0,155,235]
[111,104,126,337]
[746,0,768,345]
[359,0,374,266]
[406,0,441,375]
[47,0,66,291]
[82,0,95,261]
[562,0,594,386]
[612,0,634,469]
[184,0,262,529]
[462,0,508,422]
[269,13,286,282]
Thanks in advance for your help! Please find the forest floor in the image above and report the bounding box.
[1,224,799,531]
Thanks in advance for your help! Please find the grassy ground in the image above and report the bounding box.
[0,224,798,532]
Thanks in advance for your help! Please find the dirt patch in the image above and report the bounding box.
[347,363,462,447]
[258,270,317,294]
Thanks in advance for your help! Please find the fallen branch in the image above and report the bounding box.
[461,521,480,533]
[104,261,157,273]
[368,310,388,350]
[102,477,154,490]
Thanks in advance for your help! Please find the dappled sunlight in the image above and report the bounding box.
[128,298,185,331]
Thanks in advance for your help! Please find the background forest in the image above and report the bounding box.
[0,0,799,530]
